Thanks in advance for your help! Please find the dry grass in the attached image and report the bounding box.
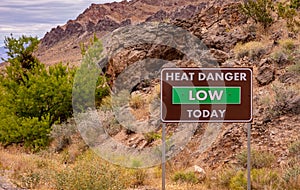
[1,140,300,190]
[130,94,145,109]
[129,83,160,121]
[0,146,152,190]
[279,38,297,51]
[287,61,300,73]
[233,41,268,61]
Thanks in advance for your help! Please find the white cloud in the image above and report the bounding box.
[0,0,123,46]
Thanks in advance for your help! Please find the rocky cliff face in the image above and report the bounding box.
[37,0,224,65]
[40,0,212,48]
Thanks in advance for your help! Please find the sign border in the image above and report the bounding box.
[160,67,253,123]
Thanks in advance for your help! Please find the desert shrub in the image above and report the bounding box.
[270,83,299,116]
[144,132,161,143]
[229,171,247,190]
[283,167,300,190]
[0,35,76,150]
[129,169,148,187]
[217,166,240,187]
[271,39,298,66]
[259,94,271,107]
[287,61,300,73]
[129,93,144,109]
[237,149,275,169]
[290,0,300,9]
[277,1,300,32]
[251,169,281,189]
[19,171,41,189]
[234,41,266,60]
[284,166,300,182]
[271,49,287,61]
[99,96,112,111]
[172,171,199,184]
[54,151,129,190]
[128,159,148,186]
[240,0,300,31]
[104,117,122,136]
[239,0,274,28]
[229,169,280,190]
[289,140,300,157]
[279,39,297,51]
[51,120,78,152]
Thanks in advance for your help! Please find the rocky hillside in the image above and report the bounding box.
[36,0,300,170]
[96,0,300,170]
[1,0,300,189]
[36,0,214,65]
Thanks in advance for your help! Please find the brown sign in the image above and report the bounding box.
[161,68,252,122]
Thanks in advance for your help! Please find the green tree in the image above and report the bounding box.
[0,35,75,150]
[73,35,110,112]
[240,0,274,28]
[290,0,300,9]
[277,1,300,32]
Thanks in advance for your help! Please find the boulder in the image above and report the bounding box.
[286,95,300,114]
[40,26,65,48]
[256,65,275,86]
[279,72,300,84]
[210,48,230,64]
[173,2,255,52]
[145,10,168,22]
[186,165,206,182]
[95,18,121,31]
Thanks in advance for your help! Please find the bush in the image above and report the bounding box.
[129,169,148,187]
[277,1,300,32]
[234,41,266,61]
[270,83,299,116]
[237,149,275,169]
[19,171,41,189]
[279,39,296,51]
[229,169,280,190]
[54,151,128,190]
[0,35,76,150]
[283,167,300,190]
[229,170,247,190]
[239,0,274,28]
[172,171,199,184]
[290,0,300,9]
[51,120,78,152]
[251,169,280,189]
[217,166,239,187]
[144,132,161,143]
[289,140,300,157]
[287,62,300,74]
[129,94,144,109]
[284,166,300,182]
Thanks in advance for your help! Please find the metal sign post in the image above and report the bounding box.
[162,123,166,190]
[247,123,251,190]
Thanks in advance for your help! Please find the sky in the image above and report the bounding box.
[0,0,123,46]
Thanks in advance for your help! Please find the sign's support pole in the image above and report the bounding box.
[162,122,166,190]
[247,122,251,190]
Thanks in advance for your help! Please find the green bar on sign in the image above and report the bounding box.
[172,87,241,104]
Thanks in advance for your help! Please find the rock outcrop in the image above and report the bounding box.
[37,0,242,65]
[39,0,210,50]
[173,2,255,52]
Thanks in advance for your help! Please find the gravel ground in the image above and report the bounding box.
[0,176,23,190]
